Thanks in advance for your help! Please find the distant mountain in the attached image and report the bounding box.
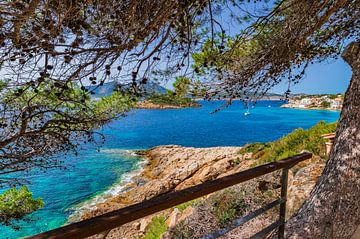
[136,81,168,95]
[86,81,118,97]
[86,81,168,98]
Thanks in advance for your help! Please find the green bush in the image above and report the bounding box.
[0,187,44,229]
[148,92,193,106]
[175,199,197,212]
[212,189,247,226]
[241,121,337,164]
[321,101,331,108]
[143,216,168,239]
[239,142,271,155]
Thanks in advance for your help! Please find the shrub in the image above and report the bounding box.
[211,189,247,226]
[240,121,337,165]
[148,93,193,106]
[175,199,197,212]
[321,101,331,108]
[143,216,168,239]
[239,142,271,155]
[0,187,44,229]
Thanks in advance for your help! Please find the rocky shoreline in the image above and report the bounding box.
[77,145,245,220]
[72,145,327,239]
[281,103,341,111]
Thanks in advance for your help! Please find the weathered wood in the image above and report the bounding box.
[251,220,284,239]
[26,152,312,239]
[202,198,286,239]
[278,168,289,239]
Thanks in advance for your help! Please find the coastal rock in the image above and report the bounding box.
[81,145,326,239]
[178,206,194,222]
[139,218,151,232]
[287,157,325,218]
[80,145,245,238]
[134,146,244,197]
[166,208,181,228]
[132,222,140,230]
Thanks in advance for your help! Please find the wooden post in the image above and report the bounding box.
[278,167,289,239]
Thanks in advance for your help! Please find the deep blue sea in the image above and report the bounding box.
[1,100,340,239]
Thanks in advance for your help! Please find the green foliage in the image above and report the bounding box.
[0,187,44,229]
[0,80,7,91]
[212,189,247,226]
[0,79,136,187]
[4,80,135,129]
[143,216,167,239]
[148,92,193,106]
[147,77,196,106]
[242,121,337,165]
[190,80,208,98]
[328,94,338,99]
[321,101,331,108]
[173,77,191,99]
[232,156,241,164]
[191,23,278,76]
[175,199,197,212]
[239,142,271,155]
[92,91,136,120]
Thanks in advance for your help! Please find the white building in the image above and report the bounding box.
[299,98,312,108]
[330,99,342,109]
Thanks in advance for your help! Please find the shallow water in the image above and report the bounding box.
[1,100,340,239]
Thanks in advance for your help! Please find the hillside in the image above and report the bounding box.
[86,81,168,98]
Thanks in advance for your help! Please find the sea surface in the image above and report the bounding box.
[1,100,340,239]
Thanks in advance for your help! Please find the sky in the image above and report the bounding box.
[270,58,352,94]
[220,1,353,95]
[163,49,353,95]
[164,58,352,94]
[1,1,353,96]
[164,1,353,95]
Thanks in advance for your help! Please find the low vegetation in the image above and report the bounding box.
[143,216,168,239]
[212,189,247,226]
[0,187,44,229]
[169,182,278,239]
[141,121,337,238]
[147,77,199,107]
[239,121,337,165]
[175,199,198,212]
[147,93,195,106]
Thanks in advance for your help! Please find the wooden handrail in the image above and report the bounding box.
[26,152,312,239]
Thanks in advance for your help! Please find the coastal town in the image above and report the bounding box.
[281,94,343,110]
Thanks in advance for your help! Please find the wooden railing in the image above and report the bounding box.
[26,152,312,239]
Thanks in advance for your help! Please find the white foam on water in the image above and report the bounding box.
[100,148,140,157]
[67,149,146,222]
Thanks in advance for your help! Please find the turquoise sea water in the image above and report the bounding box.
[1,100,340,239]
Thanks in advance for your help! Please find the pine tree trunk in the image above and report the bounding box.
[283,42,360,238]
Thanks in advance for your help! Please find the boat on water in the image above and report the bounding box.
[244,110,250,116]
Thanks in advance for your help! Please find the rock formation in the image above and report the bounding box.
[78,145,327,239]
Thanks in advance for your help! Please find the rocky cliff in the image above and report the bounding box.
[79,145,325,239]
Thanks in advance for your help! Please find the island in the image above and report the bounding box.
[136,76,201,109]
[135,95,201,109]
